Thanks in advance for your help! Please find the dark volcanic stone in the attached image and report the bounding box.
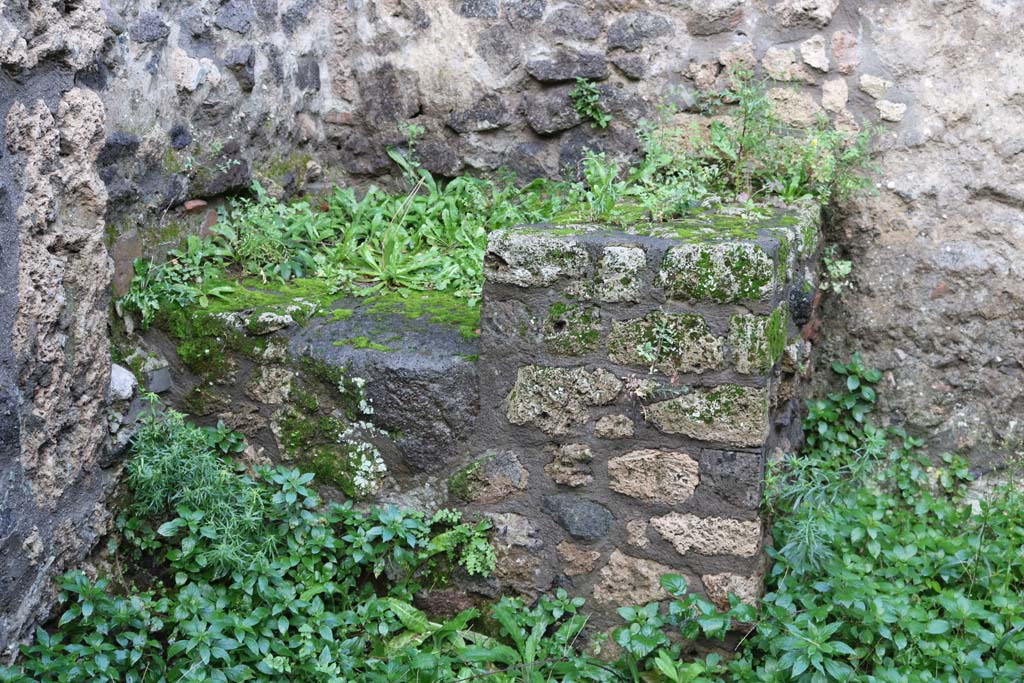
[215,0,255,34]
[361,63,421,125]
[525,86,581,135]
[448,94,512,133]
[507,0,545,25]
[612,54,648,79]
[476,25,522,75]
[417,140,464,178]
[547,4,601,40]
[288,302,480,473]
[282,0,316,34]
[296,56,321,91]
[543,495,613,541]
[97,131,139,166]
[180,6,209,36]
[169,124,193,150]
[129,12,170,42]
[457,0,499,18]
[607,12,672,52]
[224,45,256,91]
[526,49,607,82]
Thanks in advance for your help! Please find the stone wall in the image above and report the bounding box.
[456,204,818,619]
[0,0,114,658]
[95,0,1024,467]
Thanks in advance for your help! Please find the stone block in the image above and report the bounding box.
[702,570,764,610]
[593,550,673,604]
[543,302,601,356]
[608,449,700,505]
[699,449,763,510]
[506,366,621,435]
[544,494,614,541]
[558,541,601,577]
[526,50,608,83]
[608,311,724,375]
[595,414,634,439]
[728,305,789,374]
[485,230,589,287]
[643,385,770,448]
[545,443,593,487]
[651,512,762,557]
[450,450,529,503]
[659,242,777,303]
[607,12,672,52]
[595,246,645,302]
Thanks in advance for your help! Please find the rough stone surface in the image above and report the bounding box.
[608,450,700,505]
[651,513,762,557]
[660,243,776,303]
[595,246,645,303]
[626,519,650,548]
[773,0,840,28]
[485,231,589,287]
[762,47,813,83]
[592,550,672,605]
[506,366,621,435]
[607,12,672,52]
[608,312,725,376]
[544,494,614,541]
[595,414,635,440]
[557,541,601,577]
[245,366,295,404]
[799,35,829,72]
[644,385,770,448]
[110,364,138,402]
[452,450,529,503]
[544,443,594,488]
[859,74,892,100]
[526,50,607,83]
[1,0,113,654]
[702,571,763,610]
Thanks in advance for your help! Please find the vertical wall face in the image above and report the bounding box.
[93,0,1024,467]
[0,0,113,657]
[453,206,819,622]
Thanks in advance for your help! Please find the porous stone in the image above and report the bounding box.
[542,302,601,356]
[651,512,762,557]
[545,443,594,487]
[486,513,551,596]
[719,41,756,70]
[876,100,907,122]
[687,0,744,35]
[800,35,829,71]
[767,87,823,128]
[821,78,848,113]
[728,305,789,374]
[773,0,840,28]
[592,550,672,605]
[109,364,137,402]
[595,414,634,439]
[450,450,529,503]
[485,230,589,287]
[702,572,763,609]
[859,74,892,99]
[544,494,614,541]
[526,50,608,82]
[524,86,583,135]
[448,94,512,133]
[831,31,858,74]
[595,246,645,302]
[129,12,169,42]
[607,311,724,376]
[762,47,813,83]
[506,366,622,435]
[245,366,294,404]
[659,243,777,303]
[611,54,648,80]
[607,12,672,52]
[214,0,254,34]
[247,311,295,335]
[643,384,770,447]
[626,519,649,548]
[608,450,700,505]
[558,541,601,576]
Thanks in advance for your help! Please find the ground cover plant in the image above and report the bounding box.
[118,70,873,329]
[4,358,1021,683]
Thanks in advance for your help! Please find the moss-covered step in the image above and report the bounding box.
[288,291,481,474]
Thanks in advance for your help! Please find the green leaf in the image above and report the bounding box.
[926,619,951,635]
[659,574,689,596]
[385,598,430,634]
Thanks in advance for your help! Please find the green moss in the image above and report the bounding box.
[608,311,724,374]
[332,336,393,352]
[257,152,313,184]
[447,460,482,502]
[728,304,789,374]
[661,243,776,303]
[543,302,601,356]
[202,277,341,319]
[176,338,232,381]
[183,385,229,416]
[364,290,481,340]
[330,308,355,321]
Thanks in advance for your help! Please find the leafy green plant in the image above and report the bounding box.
[202,419,247,454]
[820,245,854,294]
[570,78,612,128]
